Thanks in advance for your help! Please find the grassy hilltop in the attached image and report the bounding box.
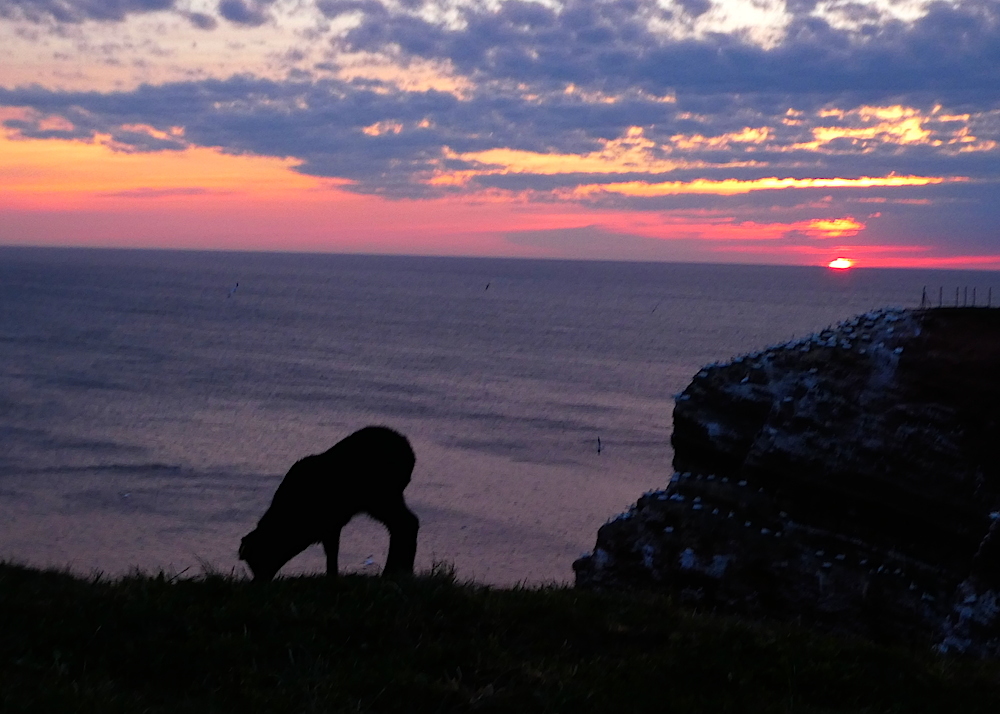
[2,562,1000,713]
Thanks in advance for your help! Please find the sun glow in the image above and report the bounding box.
[828,257,854,269]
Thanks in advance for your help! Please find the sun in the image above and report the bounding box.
[828,257,854,269]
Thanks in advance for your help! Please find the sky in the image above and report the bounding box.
[1,0,999,267]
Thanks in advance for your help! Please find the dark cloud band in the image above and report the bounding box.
[0,0,173,22]
[334,0,1000,98]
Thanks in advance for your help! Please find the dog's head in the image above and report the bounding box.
[239,529,284,582]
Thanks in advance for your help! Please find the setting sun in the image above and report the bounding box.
[828,258,854,269]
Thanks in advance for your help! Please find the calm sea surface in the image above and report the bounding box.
[1,247,997,584]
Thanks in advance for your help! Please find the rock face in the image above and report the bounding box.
[574,307,1000,656]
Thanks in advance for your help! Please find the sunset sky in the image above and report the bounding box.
[1,0,999,267]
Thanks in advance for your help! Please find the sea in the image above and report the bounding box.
[1,247,997,585]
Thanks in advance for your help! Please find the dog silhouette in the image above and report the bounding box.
[239,426,418,580]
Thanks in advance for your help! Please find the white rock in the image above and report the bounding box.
[706,554,732,578]
[679,548,699,570]
[593,548,612,568]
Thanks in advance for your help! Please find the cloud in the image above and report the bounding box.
[570,174,961,198]
[0,0,221,26]
[184,10,217,28]
[1,75,995,205]
[218,0,269,25]
[333,0,1000,98]
[0,0,174,22]
[674,0,711,18]
[0,0,998,216]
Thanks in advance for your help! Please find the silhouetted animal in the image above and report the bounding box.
[239,426,418,580]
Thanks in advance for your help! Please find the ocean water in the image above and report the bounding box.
[1,247,997,584]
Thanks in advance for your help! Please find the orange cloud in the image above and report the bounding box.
[571,174,959,197]
[362,121,405,136]
[792,104,997,153]
[669,126,770,150]
[803,217,864,237]
[439,127,762,179]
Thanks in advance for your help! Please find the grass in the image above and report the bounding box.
[2,561,999,713]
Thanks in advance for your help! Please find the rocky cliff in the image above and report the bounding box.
[574,307,1000,656]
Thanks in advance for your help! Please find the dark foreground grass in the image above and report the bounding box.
[2,562,998,713]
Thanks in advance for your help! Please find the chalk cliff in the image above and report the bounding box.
[574,307,1000,656]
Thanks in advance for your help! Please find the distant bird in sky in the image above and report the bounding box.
[228,282,239,298]
[597,437,602,455]
[485,282,490,291]
[652,301,660,313]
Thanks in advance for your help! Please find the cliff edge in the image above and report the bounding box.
[574,307,1000,656]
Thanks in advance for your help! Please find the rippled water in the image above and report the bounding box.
[1,247,996,583]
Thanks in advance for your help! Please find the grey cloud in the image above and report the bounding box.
[0,0,174,22]
[673,0,710,18]
[184,10,216,28]
[316,0,387,18]
[3,117,92,141]
[218,0,267,25]
[856,184,1000,252]
[337,0,1000,99]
